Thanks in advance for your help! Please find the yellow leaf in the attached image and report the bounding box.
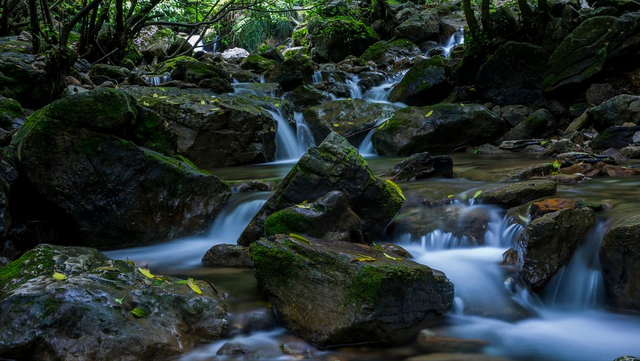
[347,121,354,125]
[270,126,274,132]
[275,103,280,107]
[138,267,155,279]
[447,194,454,198]
[187,278,202,294]
[152,93,158,98]
[460,103,465,107]
[377,120,389,130]
[158,96,168,99]
[294,200,311,209]
[473,190,483,200]
[142,101,150,106]
[52,272,67,280]
[200,100,206,105]
[383,252,402,261]
[289,233,311,245]
[386,180,405,200]
[425,110,434,118]
[353,253,376,262]
[333,123,340,127]
[125,257,135,267]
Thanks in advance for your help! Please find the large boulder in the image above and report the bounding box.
[476,42,548,105]
[89,64,132,85]
[501,109,557,141]
[372,103,508,156]
[308,17,380,62]
[249,236,454,347]
[0,244,229,360]
[384,153,454,181]
[0,96,25,132]
[359,39,423,70]
[283,85,331,111]
[122,86,279,167]
[589,94,640,131]
[134,26,174,62]
[11,89,230,248]
[236,132,405,246]
[515,206,595,292]
[394,9,440,43]
[600,216,640,311]
[543,13,640,94]
[0,51,46,107]
[169,59,231,89]
[592,126,640,150]
[387,57,452,106]
[303,99,398,145]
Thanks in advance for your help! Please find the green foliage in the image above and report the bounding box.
[291,27,309,47]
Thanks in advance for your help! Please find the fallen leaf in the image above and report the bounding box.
[131,308,147,318]
[386,180,405,200]
[175,280,188,284]
[187,278,202,294]
[142,101,150,106]
[383,252,402,261]
[518,214,530,223]
[115,296,125,305]
[473,190,483,200]
[424,110,434,118]
[289,233,311,245]
[352,254,376,262]
[333,123,340,127]
[52,272,67,280]
[138,267,155,279]
[200,100,206,105]
[294,200,311,209]
[152,93,158,98]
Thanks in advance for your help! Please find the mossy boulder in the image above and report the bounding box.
[359,39,422,70]
[0,52,45,107]
[543,13,640,95]
[136,26,175,62]
[291,27,309,47]
[0,96,25,131]
[308,17,380,62]
[268,53,314,91]
[515,206,595,292]
[170,59,231,88]
[121,86,279,167]
[384,152,454,181]
[88,63,132,85]
[471,180,557,207]
[201,244,253,267]
[387,57,452,106]
[394,9,440,43]
[249,236,454,347]
[283,85,331,111]
[10,89,230,248]
[372,103,508,156]
[600,215,640,311]
[589,94,640,131]
[241,54,279,73]
[501,109,557,141]
[476,41,548,105]
[258,45,285,63]
[303,99,398,145]
[236,132,405,246]
[592,126,640,150]
[0,244,229,360]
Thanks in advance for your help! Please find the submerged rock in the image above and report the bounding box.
[236,132,404,246]
[11,89,230,248]
[473,180,557,207]
[249,236,454,347]
[303,99,398,146]
[372,103,507,156]
[600,216,640,311]
[516,206,595,292]
[0,244,229,361]
[384,152,454,181]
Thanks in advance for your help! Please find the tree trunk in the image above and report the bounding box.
[28,0,40,53]
[462,0,481,41]
[480,0,494,38]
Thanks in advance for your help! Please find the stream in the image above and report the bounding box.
[107,32,640,361]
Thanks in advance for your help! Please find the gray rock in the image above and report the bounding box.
[501,109,556,141]
[388,57,452,106]
[474,180,557,207]
[590,94,640,131]
[601,216,640,311]
[202,244,253,267]
[384,152,454,181]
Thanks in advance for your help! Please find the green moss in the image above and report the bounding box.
[292,28,309,47]
[75,134,109,156]
[0,246,55,292]
[264,210,313,236]
[161,55,198,73]
[249,242,298,287]
[345,264,426,307]
[244,55,278,72]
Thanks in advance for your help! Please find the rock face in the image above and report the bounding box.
[249,236,454,347]
[476,42,548,105]
[516,207,595,292]
[394,9,440,43]
[474,180,557,207]
[0,50,47,107]
[308,17,380,62]
[501,109,556,141]
[600,216,640,311]
[236,132,404,246]
[388,57,452,106]
[122,86,278,167]
[11,89,230,248]
[372,104,507,156]
[303,99,398,145]
[0,244,229,361]
[543,13,640,94]
[359,39,423,70]
[385,153,454,181]
[589,94,640,131]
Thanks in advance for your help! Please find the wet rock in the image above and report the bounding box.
[496,104,530,127]
[122,86,279,167]
[502,248,518,266]
[202,244,253,267]
[89,64,131,85]
[601,216,640,311]
[222,48,250,62]
[236,133,404,246]
[614,356,640,361]
[538,139,576,158]
[241,309,276,333]
[529,173,586,184]
[394,9,440,43]
[387,57,452,106]
[543,13,640,94]
[516,207,595,291]
[380,243,413,258]
[384,152,454,181]
[476,42,548,105]
[0,244,229,360]
[501,109,556,141]
[241,54,279,74]
[0,51,47,107]
[372,104,507,156]
[417,329,486,353]
[602,148,628,162]
[474,180,557,207]
[249,236,454,347]
[359,39,423,71]
[284,85,331,112]
[169,59,231,90]
[510,163,554,180]
[529,198,580,219]
[308,17,379,62]
[499,139,544,151]
[0,96,25,131]
[590,94,640,131]
[303,99,398,146]
[592,126,640,150]
[11,89,230,248]
[232,181,273,193]
[620,146,640,158]
[467,144,509,154]
[587,83,618,106]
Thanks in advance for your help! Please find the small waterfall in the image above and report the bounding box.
[312,71,323,84]
[362,69,410,103]
[484,213,524,248]
[357,117,391,156]
[542,222,606,310]
[268,109,301,161]
[187,35,206,52]
[442,28,465,58]
[421,230,472,250]
[143,74,171,86]
[294,112,315,155]
[346,74,363,99]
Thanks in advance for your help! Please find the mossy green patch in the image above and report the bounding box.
[264,210,313,236]
[0,246,56,292]
[345,264,427,307]
[249,241,298,287]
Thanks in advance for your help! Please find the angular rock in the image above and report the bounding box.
[384,152,454,181]
[11,89,230,248]
[372,104,508,156]
[308,18,379,62]
[169,59,231,89]
[0,244,229,360]
[474,180,557,207]
[89,64,131,85]
[0,96,25,131]
[249,236,454,347]
[0,51,46,107]
[236,133,404,246]
[394,9,440,43]
[283,85,331,112]
[388,57,451,106]
[202,244,253,267]
[601,216,640,311]
[590,94,640,131]
[592,126,640,150]
[476,42,548,105]
[359,39,423,70]
[303,99,398,145]
[620,146,640,158]
[501,109,556,141]
[516,207,595,291]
